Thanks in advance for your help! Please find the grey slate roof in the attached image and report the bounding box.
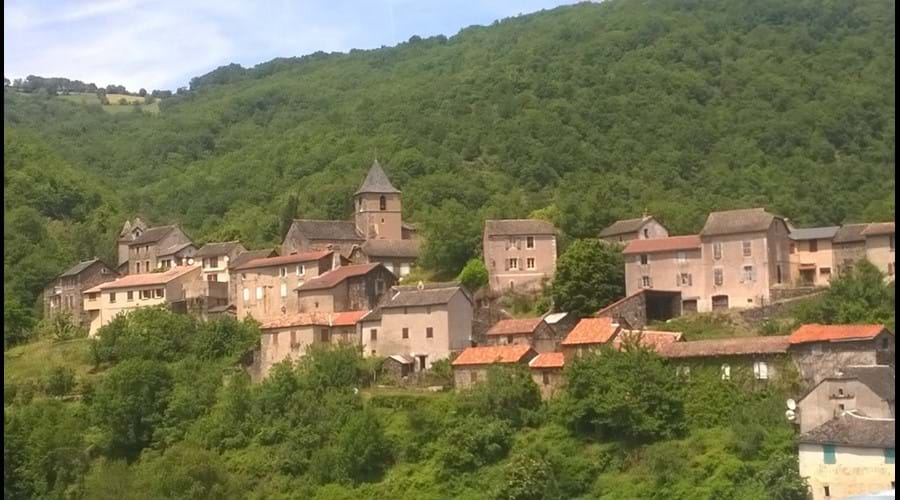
[229,249,279,269]
[484,219,557,237]
[59,258,105,278]
[129,225,178,246]
[195,241,244,258]
[798,412,895,448]
[157,242,195,257]
[700,208,781,237]
[599,216,656,237]
[361,239,420,259]
[290,220,363,241]
[837,365,895,402]
[789,226,840,241]
[833,224,871,244]
[354,160,400,195]
[363,282,468,322]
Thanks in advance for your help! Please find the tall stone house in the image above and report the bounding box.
[360,282,473,371]
[281,160,419,278]
[120,222,196,275]
[483,219,558,294]
[623,235,705,313]
[295,263,397,314]
[788,226,839,286]
[788,324,895,385]
[599,215,669,243]
[42,258,118,329]
[832,224,871,276]
[482,317,561,353]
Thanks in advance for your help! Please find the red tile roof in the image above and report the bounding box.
[260,310,369,329]
[658,336,790,358]
[529,352,565,369]
[612,330,683,351]
[561,317,621,346]
[789,324,887,344]
[451,345,535,366]
[486,317,544,336]
[296,263,382,291]
[622,235,702,255]
[233,251,332,271]
[85,265,199,292]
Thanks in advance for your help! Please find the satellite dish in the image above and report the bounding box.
[785,409,796,421]
[787,399,797,410]
[187,258,194,265]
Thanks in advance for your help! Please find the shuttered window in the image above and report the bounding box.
[823,445,836,464]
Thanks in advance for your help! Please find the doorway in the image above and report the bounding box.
[712,295,729,311]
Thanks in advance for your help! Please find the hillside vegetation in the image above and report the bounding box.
[3,0,895,337]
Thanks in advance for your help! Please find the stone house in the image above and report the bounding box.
[383,354,416,380]
[195,241,247,283]
[862,222,895,279]
[788,324,895,385]
[595,289,682,329]
[483,317,560,353]
[124,224,196,275]
[360,282,472,371]
[451,344,538,390]
[788,226,839,286]
[483,219,557,294]
[257,310,369,378]
[657,336,792,382]
[797,365,894,434]
[296,263,397,313]
[348,239,420,278]
[43,258,118,329]
[529,352,565,399]
[542,312,579,343]
[83,265,201,336]
[832,224,871,276]
[232,250,336,322]
[698,207,791,311]
[599,215,669,244]
[623,235,705,313]
[797,411,894,500]
[559,317,624,361]
[116,217,149,271]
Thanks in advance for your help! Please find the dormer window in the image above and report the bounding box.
[379,196,386,211]
[643,228,649,238]
[358,198,363,212]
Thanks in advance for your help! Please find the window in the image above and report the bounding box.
[753,361,768,380]
[742,241,752,256]
[823,445,836,464]
[640,254,649,265]
[641,276,652,288]
[507,335,514,345]
[379,195,386,210]
[256,287,263,300]
[820,267,831,276]
[296,264,305,276]
[470,371,478,383]
[136,262,141,273]
[321,330,329,343]
[426,327,434,338]
[508,258,519,270]
[278,267,288,278]
[375,279,385,295]
[402,328,409,339]
[154,288,164,299]
[714,268,724,286]
[824,486,831,498]
[790,242,796,254]
[526,258,535,270]
[127,291,134,301]
[643,228,650,238]
[677,251,687,263]
[243,288,249,303]
[280,283,288,298]
[838,404,845,411]
[713,242,722,260]
[109,292,117,303]
[207,273,218,282]
[144,261,150,271]
[526,236,535,249]
[542,372,550,385]
[742,265,755,282]
[209,257,219,268]
[721,364,731,380]
[886,448,895,464]
[141,290,152,299]
[679,273,692,286]
[809,239,818,253]
[881,337,890,350]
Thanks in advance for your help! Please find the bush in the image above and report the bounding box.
[457,258,488,292]
[44,366,76,397]
[35,311,85,341]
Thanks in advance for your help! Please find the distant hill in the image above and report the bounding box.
[3,0,895,335]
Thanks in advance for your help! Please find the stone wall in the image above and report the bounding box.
[770,286,824,302]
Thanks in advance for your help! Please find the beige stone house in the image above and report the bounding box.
[348,239,420,278]
[529,352,565,399]
[123,224,196,275]
[623,235,705,313]
[43,258,118,329]
[258,310,369,378]
[788,226,839,286]
[360,282,472,371]
[832,224,871,276]
[232,250,336,322]
[698,208,791,311]
[451,344,538,390]
[788,324,895,385]
[195,241,247,283]
[797,365,894,434]
[83,265,201,336]
[797,411,894,500]
[296,263,397,313]
[559,317,624,361]
[483,219,557,294]
[863,222,895,279]
[599,215,669,243]
[483,317,561,353]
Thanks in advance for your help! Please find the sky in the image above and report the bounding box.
[4,0,575,91]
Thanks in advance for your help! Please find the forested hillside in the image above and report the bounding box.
[3,0,896,336]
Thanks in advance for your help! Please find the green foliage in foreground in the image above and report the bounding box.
[549,239,625,317]
[4,309,809,499]
[796,259,896,331]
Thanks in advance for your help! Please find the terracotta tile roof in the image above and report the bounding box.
[658,336,790,358]
[561,317,622,346]
[296,263,382,292]
[700,208,781,236]
[529,352,565,369]
[599,216,659,237]
[355,160,400,195]
[85,265,200,292]
[233,251,332,271]
[360,239,420,258]
[797,411,895,448]
[229,249,279,269]
[288,219,363,241]
[789,324,887,344]
[451,344,535,366]
[486,318,544,336]
[862,222,895,236]
[484,219,557,237]
[260,310,369,329]
[622,235,701,255]
[195,241,244,258]
[613,330,683,351]
[832,224,870,244]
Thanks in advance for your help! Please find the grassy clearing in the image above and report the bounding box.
[55,92,160,114]
[58,92,101,105]
[4,337,97,386]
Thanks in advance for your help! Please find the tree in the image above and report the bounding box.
[797,260,895,331]
[420,199,482,278]
[758,452,811,500]
[44,366,76,397]
[279,194,299,238]
[459,364,543,428]
[138,88,147,97]
[549,239,625,317]
[457,258,488,292]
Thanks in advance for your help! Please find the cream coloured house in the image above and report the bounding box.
[623,235,705,313]
[195,241,246,283]
[863,222,895,279]
[83,265,201,336]
[483,219,557,294]
[788,226,839,286]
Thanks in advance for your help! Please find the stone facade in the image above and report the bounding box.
[233,252,335,322]
[798,377,895,434]
[296,265,398,314]
[599,216,669,244]
[595,289,680,329]
[790,333,895,386]
[483,220,558,294]
[126,225,195,275]
[43,259,119,329]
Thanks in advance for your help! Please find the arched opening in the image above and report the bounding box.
[379,195,386,210]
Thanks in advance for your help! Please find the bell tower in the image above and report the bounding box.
[354,160,402,240]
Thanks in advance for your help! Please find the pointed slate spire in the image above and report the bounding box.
[354,159,400,195]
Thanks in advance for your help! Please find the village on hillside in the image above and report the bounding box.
[42,159,896,499]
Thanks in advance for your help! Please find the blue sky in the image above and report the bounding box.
[4,0,576,91]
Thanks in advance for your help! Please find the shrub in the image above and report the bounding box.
[45,366,76,397]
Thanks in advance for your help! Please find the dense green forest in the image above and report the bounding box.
[3,0,895,338]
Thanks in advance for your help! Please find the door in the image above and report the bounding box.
[417,355,427,371]
[682,300,698,314]
[711,295,729,311]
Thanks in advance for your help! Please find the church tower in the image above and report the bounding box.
[354,160,402,240]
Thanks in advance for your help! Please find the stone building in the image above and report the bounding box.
[529,352,565,399]
[194,241,247,283]
[788,324,895,385]
[788,226,839,287]
[623,235,705,313]
[483,317,561,352]
[483,219,558,294]
[599,215,669,244]
[348,239,420,278]
[295,263,397,313]
[797,365,894,434]
[862,222,895,279]
[451,344,538,390]
[832,224,871,276]
[559,317,624,361]
[122,224,196,275]
[42,258,118,329]
[658,335,791,382]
